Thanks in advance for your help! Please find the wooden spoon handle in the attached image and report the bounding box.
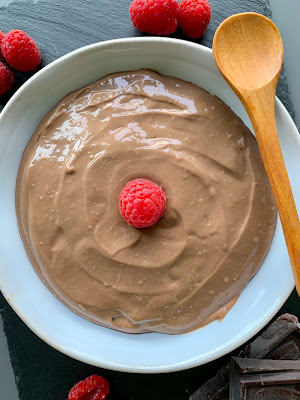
[240,83,300,294]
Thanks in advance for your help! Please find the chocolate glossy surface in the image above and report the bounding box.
[16,70,276,333]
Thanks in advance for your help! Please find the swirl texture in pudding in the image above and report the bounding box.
[16,70,276,334]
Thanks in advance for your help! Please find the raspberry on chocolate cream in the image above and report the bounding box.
[119,179,167,228]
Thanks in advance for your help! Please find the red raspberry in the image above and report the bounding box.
[1,30,41,72]
[177,0,211,39]
[129,0,178,36]
[0,62,15,96]
[119,179,166,228]
[68,375,109,400]
[0,31,5,61]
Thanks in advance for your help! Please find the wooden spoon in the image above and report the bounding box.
[213,12,300,294]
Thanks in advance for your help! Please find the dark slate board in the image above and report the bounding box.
[0,1,298,399]
[0,0,295,120]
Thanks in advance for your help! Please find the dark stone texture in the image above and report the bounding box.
[0,1,298,399]
[0,0,296,122]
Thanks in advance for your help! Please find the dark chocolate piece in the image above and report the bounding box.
[189,314,300,400]
[189,364,230,400]
[245,314,300,360]
[230,357,300,400]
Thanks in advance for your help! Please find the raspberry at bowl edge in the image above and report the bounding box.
[1,29,41,72]
[129,0,178,36]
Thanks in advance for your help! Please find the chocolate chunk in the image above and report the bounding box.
[229,357,300,400]
[189,314,300,400]
[189,365,230,400]
[243,314,300,360]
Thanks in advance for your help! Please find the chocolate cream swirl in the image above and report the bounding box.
[16,70,276,334]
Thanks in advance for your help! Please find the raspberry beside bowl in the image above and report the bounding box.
[0,38,298,372]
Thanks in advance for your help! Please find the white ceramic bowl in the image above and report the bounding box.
[0,38,299,373]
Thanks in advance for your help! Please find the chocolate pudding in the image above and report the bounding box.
[16,70,276,334]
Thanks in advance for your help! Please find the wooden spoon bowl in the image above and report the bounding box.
[213,13,283,90]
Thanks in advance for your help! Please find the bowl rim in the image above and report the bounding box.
[0,36,297,373]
